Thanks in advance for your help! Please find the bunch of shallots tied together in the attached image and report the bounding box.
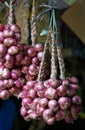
[19,26,82,125]
[0,23,46,99]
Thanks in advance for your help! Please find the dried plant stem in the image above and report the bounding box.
[50,32,57,79]
[57,46,66,80]
[8,0,15,24]
[37,39,49,81]
[31,0,37,46]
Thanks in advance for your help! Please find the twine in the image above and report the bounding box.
[8,0,15,24]
[31,0,37,46]
[57,46,66,79]
[37,40,49,81]
[50,31,57,79]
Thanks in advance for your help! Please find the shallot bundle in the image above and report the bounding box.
[19,22,82,125]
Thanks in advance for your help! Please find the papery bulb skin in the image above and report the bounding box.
[20,106,27,116]
[35,43,44,52]
[46,117,56,125]
[39,98,48,107]
[58,97,71,110]
[27,47,37,57]
[48,100,59,112]
[0,44,7,57]
[0,90,10,99]
[57,85,67,96]
[70,105,81,119]
[10,24,21,33]
[72,95,82,105]
[45,87,58,99]
[55,110,66,121]
[68,76,79,84]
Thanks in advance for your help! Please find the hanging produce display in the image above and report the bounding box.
[0,0,82,128]
[0,0,50,99]
[18,9,82,125]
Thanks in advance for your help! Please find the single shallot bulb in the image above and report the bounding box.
[37,51,43,61]
[70,105,81,119]
[29,89,37,99]
[14,33,21,42]
[20,106,27,116]
[36,104,45,115]
[57,85,67,96]
[10,24,21,33]
[45,87,58,99]
[46,117,56,125]
[3,68,11,79]
[43,109,54,121]
[55,110,66,121]
[4,38,16,47]
[22,97,32,106]
[58,97,71,110]
[15,52,23,62]
[0,90,10,99]
[62,79,69,86]
[48,100,59,112]
[8,46,19,55]
[32,57,40,65]
[35,44,43,52]
[65,111,73,123]
[21,66,28,74]
[28,64,38,76]
[26,80,36,90]
[3,29,14,38]
[39,98,48,107]
[34,82,45,91]
[72,95,82,105]
[21,56,31,65]
[68,76,79,84]
[27,47,37,57]
[47,79,60,88]
[5,54,14,61]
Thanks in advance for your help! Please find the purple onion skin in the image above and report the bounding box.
[46,117,56,125]
[58,97,71,110]
[0,44,7,57]
[35,44,44,52]
[45,87,58,100]
[37,51,43,61]
[47,79,60,89]
[43,109,54,121]
[65,111,74,123]
[22,97,32,107]
[20,106,27,116]
[29,89,37,99]
[70,105,81,119]
[48,100,59,112]
[68,76,79,84]
[55,110,66,121]
[24,115,31,121]
[8,46,19,55]
[26,80,36,90]
[57,85,67,96]
[72,95,82,105]
[36,104,45,115]
[39,98,48,107]
[0,90,10,99]
[27,47,37,57]
[62,79,69,86]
